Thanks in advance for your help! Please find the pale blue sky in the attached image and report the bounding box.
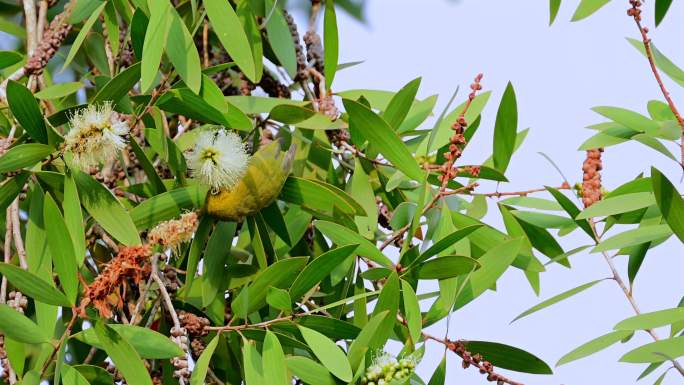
[328,1,684,384]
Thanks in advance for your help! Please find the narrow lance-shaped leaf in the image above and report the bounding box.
[93,321,153,385]
[492,81,517,173]
[557,330,634,366]
[141,0,171,92]
[651,167,684,243]
[571,0,610,21]
[6,80,48,143]
[44,193,79,304]
[0,263,70,306]
[263,331,289,385]
[343,98,423,181]
[323,0,338,89]
[298,326,353,382]
[614,308,684,331]
[190,334,220,385]
[512,280,605,322]
[205,0,256,81]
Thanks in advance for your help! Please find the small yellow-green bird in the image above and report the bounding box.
[202,139,296,222]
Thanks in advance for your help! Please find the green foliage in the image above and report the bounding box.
[0,0,681,384]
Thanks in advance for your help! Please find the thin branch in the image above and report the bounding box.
[627,1,684,166]
[589,218,684,377]
[10,200,27,269]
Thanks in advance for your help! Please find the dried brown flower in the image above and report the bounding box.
[80,245,151,318]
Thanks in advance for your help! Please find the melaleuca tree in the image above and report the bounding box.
[0,0,682,385]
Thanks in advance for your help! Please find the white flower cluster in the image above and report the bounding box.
[64,102,129,169]
[186,129,249,192]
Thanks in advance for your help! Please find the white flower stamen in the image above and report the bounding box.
[186,129,249,192]
[64,102,129,170]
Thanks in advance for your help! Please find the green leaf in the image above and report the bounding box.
[592,224,672,252]
[500,196,563,211]
[401,279,422,343]
[296,316,361,340]
[413,225,482,266]
[651,167,684,243]
[61,365,90,385]
[141,0,171,92]
[0,173,30,214]
[286,356,338,385]
[427,355,447,385]
[62,1,107,72]
[343,98,423,181]
[549,0,562,25]
[347,310,389,370]
[130,184,208,230]
[571,0,610,21]
[93,62,141,105]
[232,257,308,319]
[546,187,595,238]
[73,324,184,359]
[34,82,83,100]
[289,244,359,300]
[557,330,633,366]
[263,331,289,385]
[93,321,153,385]
[266,287,291,312]
[455,238,524,308]
[280,176,365,217]
[492,82,518,173]
[512,280,604,322]
[73,365,114,385]
[0,51,22,69]
[415,255,479,280]
[166,9,202,93]
[463,341,552,374]
[265,0,297,78]
[576,192,655,219]
[0,304,49,344]
[298,326,353,382]
[44,193,79,304]
[0,144,53,173]
[6,80,47,143]
[206,0,256,81]
[63,173,85,266]
[203,221,236,306]
[0,260,70,305]
[190,334,219,385]
[73,170,141,245]
[655,0,673,26]
[243,339,263,384]
[592,106,659,135]
[349,158,377,239]
[323,0,338,89]
[615,308,684,331]
[383,77,421,130]
[314,220,393,267]
[620,336,684,363]
[628,38,684,87]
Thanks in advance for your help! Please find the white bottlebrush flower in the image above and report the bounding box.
[64,102,129,169]
[186,129,249,192]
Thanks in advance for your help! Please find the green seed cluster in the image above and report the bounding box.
[361,356,416,385]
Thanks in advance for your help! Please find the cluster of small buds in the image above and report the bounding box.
[447,340,514,385]
[163,266,181,293]
[581,148,604,208]
[190,338,206,357]
[105,362,124,382]
[283,10,308,81]
[25,8,73,75]
[319,92,340,120]
[438,74,483,184]
[259,71,291,99]
[178,311,210,337]
[377,197,392,230]
[627,0,643,23]
[239,73,255,96]
[0,137,13,155]
[7,291,27,314]
[118,29,134,69]
[303,31,325,78]
[326,127,350,149]
[170,326,190,380]
[0,335,8,380]
[361,353,416,385]
[147,212,199,251]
